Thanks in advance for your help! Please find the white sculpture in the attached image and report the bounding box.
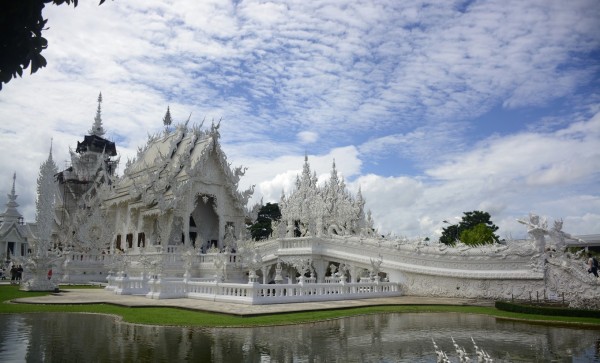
[21,145,60,291]
[369,256,383,282]
[517,213,548,253]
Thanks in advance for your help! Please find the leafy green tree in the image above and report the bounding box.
[440,210,499,246]
[439,224,460,245]
[459,223,497,246]
[249,203,281,241]
[0,0,109,90]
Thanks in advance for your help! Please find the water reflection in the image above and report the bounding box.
[0,312,599,362]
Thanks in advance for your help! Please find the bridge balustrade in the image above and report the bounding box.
[137,277,401,304]
[250,281,400,304]
[279,239,313,250]
[112,275,148,295]
[66,253,109,263]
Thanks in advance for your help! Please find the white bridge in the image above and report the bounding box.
[57,231,599,307]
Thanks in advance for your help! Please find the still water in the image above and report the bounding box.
[0,312,599,362]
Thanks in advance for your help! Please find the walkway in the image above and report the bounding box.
[11,288,495,316]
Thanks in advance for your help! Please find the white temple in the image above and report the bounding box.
[0,173,30,262]
[6,95,600,305]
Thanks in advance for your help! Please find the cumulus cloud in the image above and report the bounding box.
[297,131,319,144]
[348,111,600,238]
[0,0,598,241]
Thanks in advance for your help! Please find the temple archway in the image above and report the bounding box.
[190,194,219,251]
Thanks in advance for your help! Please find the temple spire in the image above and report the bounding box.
[1,172,23,224]
[10,172,16,199]
[89,92,106,137]
[35,143,59,246]
[163,106,173,132]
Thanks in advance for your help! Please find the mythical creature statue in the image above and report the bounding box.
[369,256,383,282]
[517,213,549,253]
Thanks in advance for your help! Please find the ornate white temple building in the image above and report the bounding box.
[0,174,30,262]
[8,95,600,307]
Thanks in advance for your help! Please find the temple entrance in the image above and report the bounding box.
[189,217,197,248]
[7,242,15,258]
[190,194,219,252]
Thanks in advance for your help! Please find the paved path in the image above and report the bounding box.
[11,288,495,316]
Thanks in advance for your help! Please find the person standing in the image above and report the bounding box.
[10,265,16,284]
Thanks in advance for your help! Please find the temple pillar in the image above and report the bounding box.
[183,212,190,247]
[287,220,294,237]
[261,266,268,284]
[313,258,328,283]
[124,207,132,252]
[182,188,192,248]
[135,210,142,250]
[316,218,323,237]
[348,264,361,283]
[111,206,121,254]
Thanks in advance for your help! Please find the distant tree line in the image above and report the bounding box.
[247,205,499,247]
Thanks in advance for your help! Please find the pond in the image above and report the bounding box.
[0,312,599,362]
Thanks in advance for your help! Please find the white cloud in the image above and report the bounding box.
[351,111,600,238]
[297,131,318,144]
[0,0,599,243]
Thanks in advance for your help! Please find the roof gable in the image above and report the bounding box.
[108,122,254,210]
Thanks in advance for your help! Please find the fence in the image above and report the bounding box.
[106,273,401,304]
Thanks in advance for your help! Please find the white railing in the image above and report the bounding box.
[67,253,110,263]
[251,281,400,303]
[112,275,148,295]
[139,278,401,304]
[279,238,313,250]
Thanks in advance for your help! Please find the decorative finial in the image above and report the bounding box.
[163,106,173,132]
[11,172,16,196]
[89,92,106,137]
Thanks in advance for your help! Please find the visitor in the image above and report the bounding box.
[48,269,53,280]
[588,253,598,278]
[10,265,17,284]
[16,265,23,281]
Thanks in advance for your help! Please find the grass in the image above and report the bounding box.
[1,285,600,328]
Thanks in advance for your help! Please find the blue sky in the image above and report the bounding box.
[0,0,599,239]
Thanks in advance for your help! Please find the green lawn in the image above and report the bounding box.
[1,285,600,328]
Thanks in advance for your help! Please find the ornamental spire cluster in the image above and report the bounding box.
[35,142,58,252]
[280,157,371,237]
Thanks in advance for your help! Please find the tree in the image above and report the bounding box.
[249,203,282,241]
[0,0,109,91]
[439,224,459,245]
[440,210,499,246]
[459,223,497,246]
